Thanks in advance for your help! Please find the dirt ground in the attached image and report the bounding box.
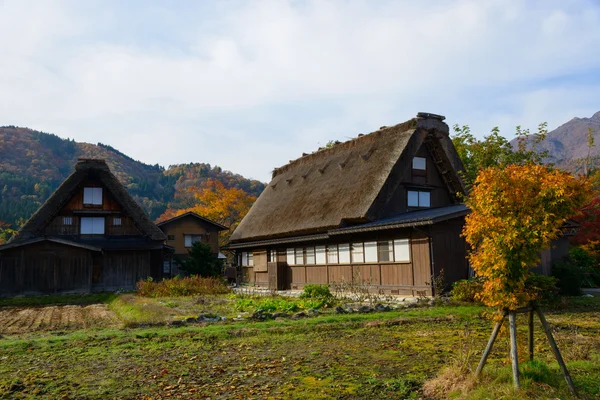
[0,304,122,334]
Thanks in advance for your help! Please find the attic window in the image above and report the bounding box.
[184,235,202,247]
[81,217,105,235]
[83,187,103,205]
[113,217,121,226]
[407,190,431,208]
[63,216,73,226]
[412,157,426,170]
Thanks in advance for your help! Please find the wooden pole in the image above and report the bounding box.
[534,306,577,396]
[509,311,521,389]
[475,310,507,377]
[528,309,534,361]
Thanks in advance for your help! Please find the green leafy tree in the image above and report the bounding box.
[451,123,549,186]
[179,242,224,277]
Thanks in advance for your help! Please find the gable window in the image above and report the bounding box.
[412,157,426,170]
[407,190,430,207]
[184,234,202,247]
[63,216,73,226]
[81,217,105,235]
[167,234,175,241]
[327,245,338,264]
[83,187,103,205]
[113,217,121,226]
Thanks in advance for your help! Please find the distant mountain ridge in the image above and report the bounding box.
[509,111,600,170]
[0,126,265,227]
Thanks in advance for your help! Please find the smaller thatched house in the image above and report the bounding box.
[227,112,470,295]
[0,159,169,296]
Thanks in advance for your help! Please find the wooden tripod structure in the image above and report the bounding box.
[475,303,577,396]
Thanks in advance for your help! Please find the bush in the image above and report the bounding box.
[178,242,224,277]
[552,260,583,296]
[450,275,558,304]
[136,276,230,297]
[234,295,329,313]
[450,278,484,303]
[569,247,600,287]
[525,274,559,304]
[300,284,333,300]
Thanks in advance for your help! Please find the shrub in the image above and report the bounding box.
[234,295,329,313]
[178,242,223,277]
[552,259,583,296]
[300,284,332,300]
[450,278,484,303]
[525,274,559,304]
[136,276,230,297]
[450,275,558,304]
[570,247,600,287]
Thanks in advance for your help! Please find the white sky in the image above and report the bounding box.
[1,0,599,182]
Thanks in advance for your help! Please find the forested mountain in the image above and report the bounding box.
[0,126,265,228]
[509,111,600,173]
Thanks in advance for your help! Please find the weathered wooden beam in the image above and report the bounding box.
[475,310,507,377]
[534,307,577,396]
[528,310,534,361]
[509,311,521,389]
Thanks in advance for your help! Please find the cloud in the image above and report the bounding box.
[0,0,599,181]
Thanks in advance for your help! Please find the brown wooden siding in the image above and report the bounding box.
[237,221,469,296]
[0,242,164,297]
[43,215,141,236]
[63,179,122,211]
[380,144,453,218]
[159,216,221,256]
[430,219,468,289]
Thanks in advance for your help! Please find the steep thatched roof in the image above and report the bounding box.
[230,113,466,243]
[10,159,166,242]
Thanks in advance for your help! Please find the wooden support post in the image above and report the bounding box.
[509,311,521,389]
[534,307,577,396]
[476,310,506,377]
[528,310,534,361]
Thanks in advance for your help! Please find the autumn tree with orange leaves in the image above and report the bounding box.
[466,164,591,391]
[464,164,591,311]
[158,179,256,245]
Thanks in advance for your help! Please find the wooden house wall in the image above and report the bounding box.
[239,230,436,296]
[430,218,469,289]
[379,144,453,219]
[91,250,155,292]
[0,243,163,297]
[0,242,92,297]
[160,216,221,256]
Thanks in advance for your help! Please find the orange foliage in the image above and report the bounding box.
[157,179,256,243]
[463,164,591,310]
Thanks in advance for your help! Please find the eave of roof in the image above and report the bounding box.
[157,212,228,231]
[330,204,469,235]
[0,237,102,252]
[225,204,468,249]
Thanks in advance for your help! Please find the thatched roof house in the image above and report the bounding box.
[0,159,169,296]
[228,112,470,295]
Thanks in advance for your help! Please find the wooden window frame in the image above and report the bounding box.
[407,190,431,208]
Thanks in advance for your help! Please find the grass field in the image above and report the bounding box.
[0,293,598,399]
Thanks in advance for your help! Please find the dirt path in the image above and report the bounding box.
[0,304,122,334]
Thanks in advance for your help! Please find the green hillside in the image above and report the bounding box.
[0,126,265,228]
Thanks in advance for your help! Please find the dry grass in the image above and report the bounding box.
[136,276,230,297]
